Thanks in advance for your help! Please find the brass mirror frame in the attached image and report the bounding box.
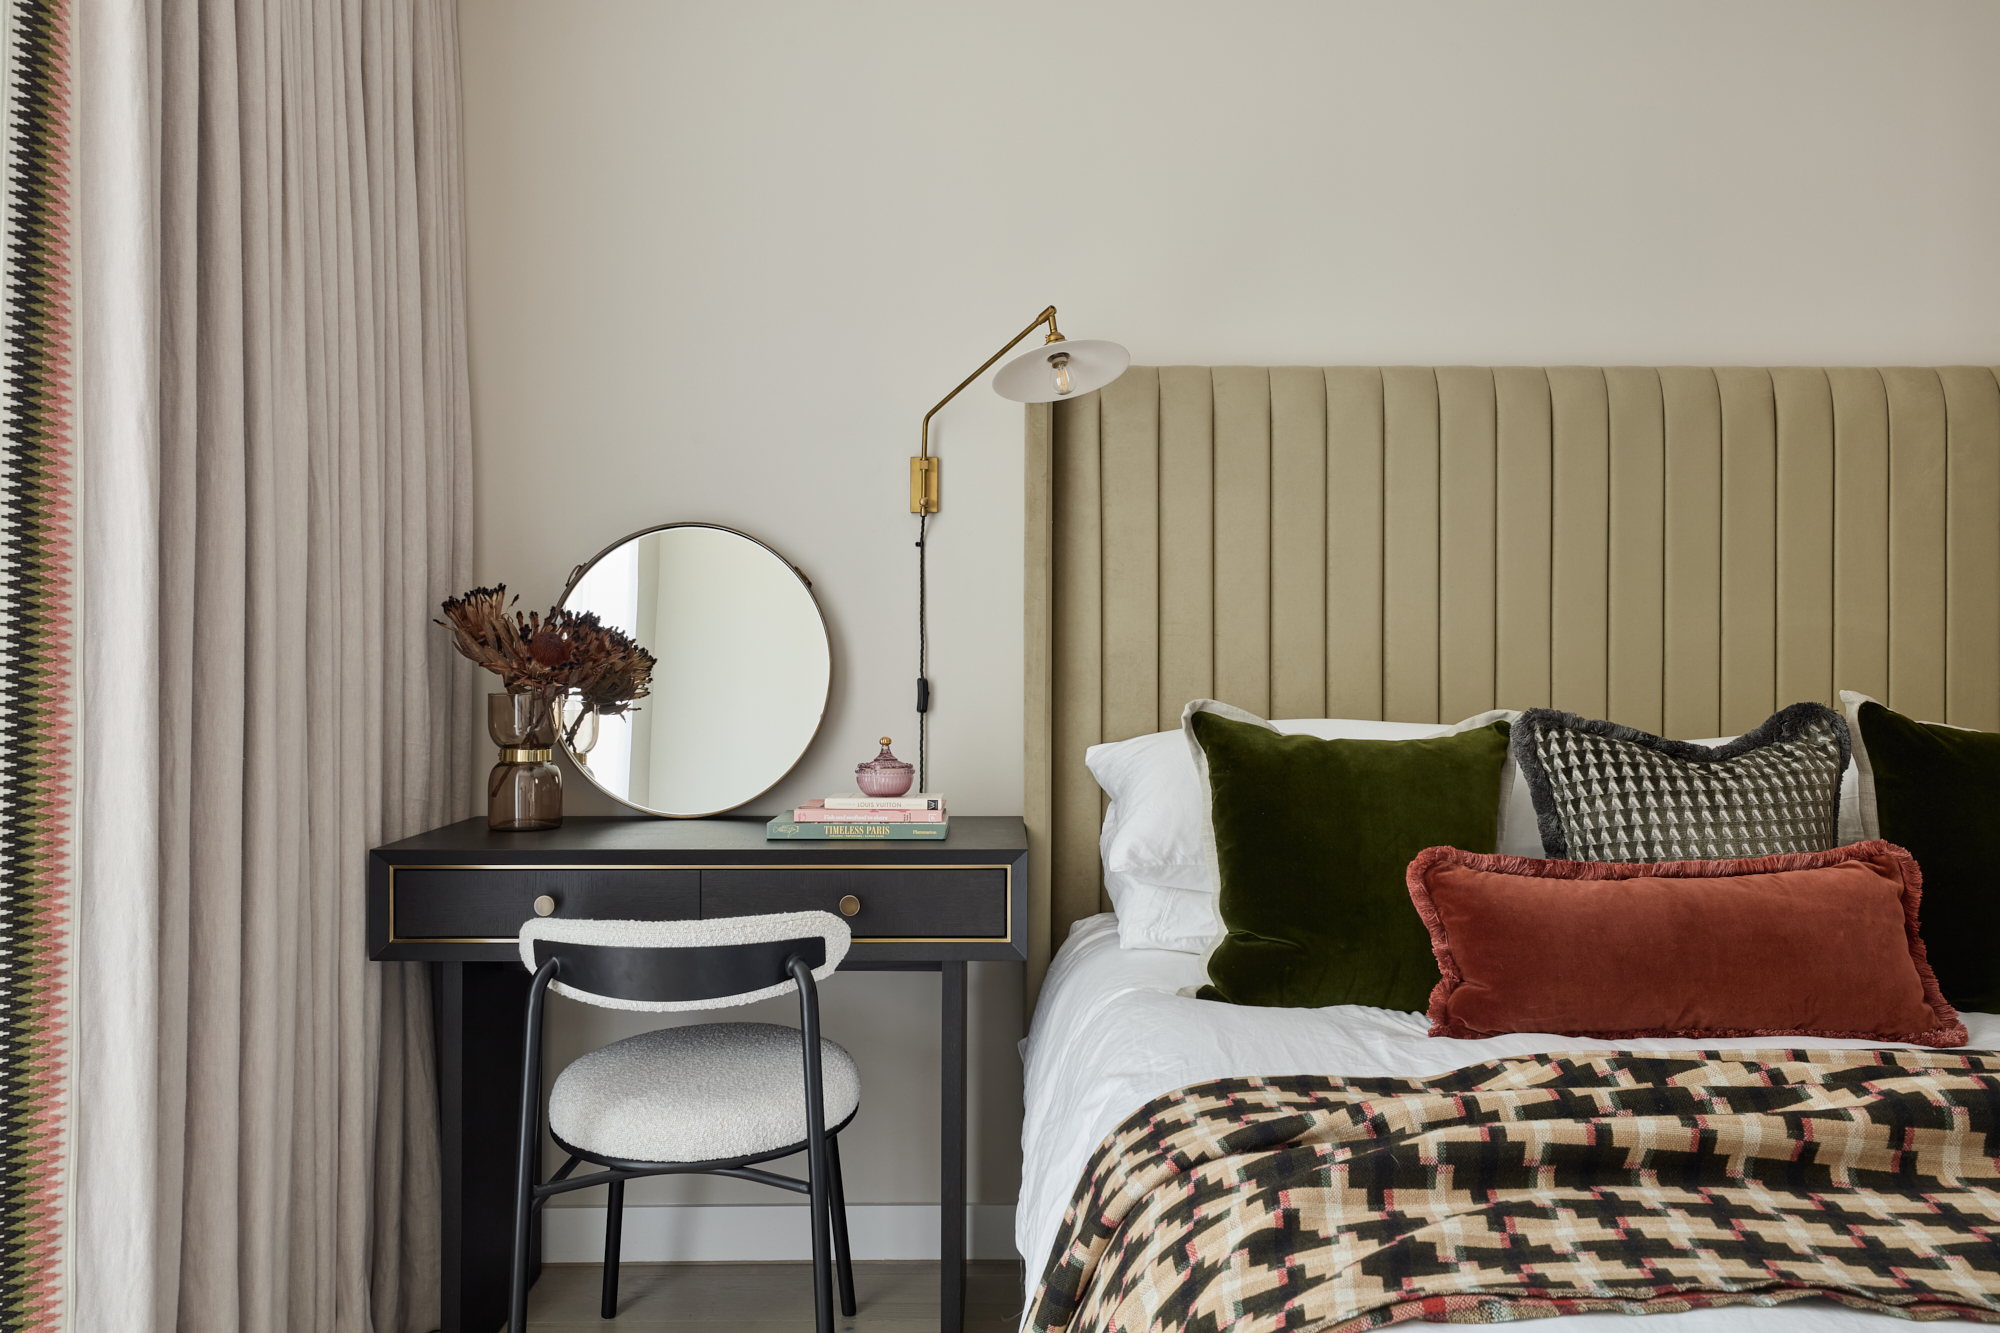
[556,521,833,819]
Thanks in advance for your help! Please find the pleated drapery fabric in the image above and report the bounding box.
[75,1,477,1330]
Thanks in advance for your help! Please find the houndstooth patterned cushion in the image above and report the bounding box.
[1512,702,1849,862]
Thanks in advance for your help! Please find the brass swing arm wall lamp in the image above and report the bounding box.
[907,305,1128,793]
[909,304,1130,512]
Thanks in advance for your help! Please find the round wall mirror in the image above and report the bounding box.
[558,523,831,817]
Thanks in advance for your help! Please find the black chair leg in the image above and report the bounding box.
[793,958,835,1333]
[601,1178,625,1319]
[827,1134,856,1317]
[807,1130,834,1333]
[512,962,558,1333]
[509,1153,535,1333]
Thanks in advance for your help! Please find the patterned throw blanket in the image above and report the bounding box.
[1028,1052,2000,1331]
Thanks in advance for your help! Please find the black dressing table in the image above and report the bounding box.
[367,813,1028,1333]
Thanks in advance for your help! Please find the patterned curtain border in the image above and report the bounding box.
[1,0,72,1325]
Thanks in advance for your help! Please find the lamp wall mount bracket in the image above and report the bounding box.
[909,305,1060,514]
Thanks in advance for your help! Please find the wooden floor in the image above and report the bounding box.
[524,1260,1026,1332]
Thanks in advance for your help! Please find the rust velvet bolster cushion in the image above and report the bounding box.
[1405,842,1966,1046]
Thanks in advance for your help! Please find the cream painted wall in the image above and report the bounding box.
[458,0,2000,1225]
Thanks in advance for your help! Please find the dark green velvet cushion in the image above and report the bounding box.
[1858,701,2000,1014]
[1190,711,1511,1011]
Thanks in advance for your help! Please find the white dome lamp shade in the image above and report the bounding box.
[910,306,1128,515]
[991,337,1131,403]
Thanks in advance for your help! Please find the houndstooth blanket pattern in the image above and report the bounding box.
[1028,1051,2000,1332]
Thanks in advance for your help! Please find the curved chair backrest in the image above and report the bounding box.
[516,911,851,1012]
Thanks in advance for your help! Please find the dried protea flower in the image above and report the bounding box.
[438,585,655,737]
[528,626,571,667]
[564,613,656,724]
[436,586,530,684]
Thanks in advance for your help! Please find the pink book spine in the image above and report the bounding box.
[792,804,945,823]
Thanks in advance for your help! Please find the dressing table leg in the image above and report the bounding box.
[439,961,536,1333]
[941,961,967,1333]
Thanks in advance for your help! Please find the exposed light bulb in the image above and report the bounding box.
[1049,351,1074,397]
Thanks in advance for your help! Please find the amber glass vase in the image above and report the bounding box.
[488,692,562,831]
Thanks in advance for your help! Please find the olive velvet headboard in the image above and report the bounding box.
[1022,365,2000,999]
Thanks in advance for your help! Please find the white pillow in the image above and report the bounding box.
[1837,689,1964,844]
[1088,727,1213,896]
[1089,708,1528,952]
[1100,876,1222,954]
[1839,691,1880,842]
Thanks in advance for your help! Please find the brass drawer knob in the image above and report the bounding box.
[838,895,861,917]
[533,894,557,917]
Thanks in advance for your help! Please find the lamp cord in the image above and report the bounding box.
[916,512,929,793]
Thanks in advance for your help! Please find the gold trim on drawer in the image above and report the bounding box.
[387,863,1015,945]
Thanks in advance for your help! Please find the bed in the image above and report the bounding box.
[1021,914,2000,1331]
[1015,366,2000,1330]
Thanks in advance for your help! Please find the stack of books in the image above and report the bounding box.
[765,793,948,840]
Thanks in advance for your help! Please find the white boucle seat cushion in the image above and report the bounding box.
[549,1022,860,1163]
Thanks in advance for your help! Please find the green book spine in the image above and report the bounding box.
[764,818,950,841]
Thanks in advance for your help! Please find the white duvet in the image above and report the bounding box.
[1018,914,2000,1330]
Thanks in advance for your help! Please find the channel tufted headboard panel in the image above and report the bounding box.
[1022,365,2000,997]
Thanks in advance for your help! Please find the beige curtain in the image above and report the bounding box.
[76,0,476,1329]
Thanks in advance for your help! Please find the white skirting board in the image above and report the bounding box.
[543,1203,1020,1263]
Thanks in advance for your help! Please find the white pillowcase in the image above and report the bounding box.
[1837,689,1965,845]
[1097,879,1223,956]
[1840,691,1882,842]
[1088,709,1530,953]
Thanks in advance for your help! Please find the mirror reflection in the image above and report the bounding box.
[561,524,830,817]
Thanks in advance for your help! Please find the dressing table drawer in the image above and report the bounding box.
[390,867,700,940]
[701,867,1008,940]
[368,817,1027,962]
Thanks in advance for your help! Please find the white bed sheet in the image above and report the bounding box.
[1019,913,2000,1330]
